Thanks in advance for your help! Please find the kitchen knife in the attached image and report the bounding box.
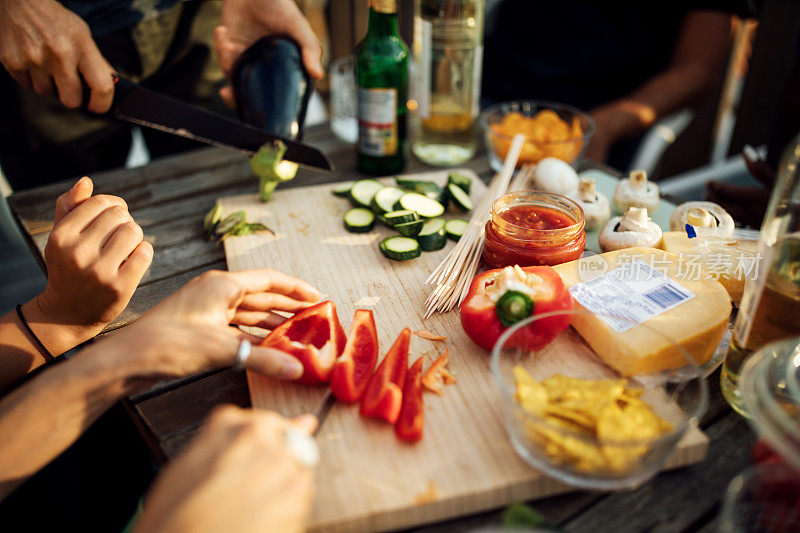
[92,77,333,171]
[312,390,336,436]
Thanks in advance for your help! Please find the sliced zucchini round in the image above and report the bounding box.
[332,181,354,197]
[395,193,445,218]
[447,172,472,194]
[445,219,469,241]
[383,209,420,227]
[343,208,375,233]
[350,179,385,208]
[371,186,406,214]
[446,183,473,212]
[394,219,424,237]
[417,218,447,251]
[379,236,421,261]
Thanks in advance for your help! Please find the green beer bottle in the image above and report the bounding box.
[355,0,409,174]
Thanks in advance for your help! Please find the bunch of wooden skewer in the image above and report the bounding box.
[424,134,530,317]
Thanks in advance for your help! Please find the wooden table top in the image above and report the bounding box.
[8,123,755,532]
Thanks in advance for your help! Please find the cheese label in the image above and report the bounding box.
[570,259,696,332]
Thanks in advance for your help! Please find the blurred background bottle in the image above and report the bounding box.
[722,131,800,415]
[411,0,485,166]
[355,0,409,174]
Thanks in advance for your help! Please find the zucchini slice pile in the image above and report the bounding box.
[332,173,473,261]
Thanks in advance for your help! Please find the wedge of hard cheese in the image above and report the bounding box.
[553,247,731,376]
[659,231,759,305]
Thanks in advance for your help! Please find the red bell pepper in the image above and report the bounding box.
[460,265,572,352]
[395,357,424,443]
[360,328,410,424]
[330,309,379,403]
[260,300,347,385]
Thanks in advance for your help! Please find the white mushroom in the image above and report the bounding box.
[599,207,663,252]
[669,201,734,237]
[532,157,579,197]
[572,178,610,231]
[612,169,660,214]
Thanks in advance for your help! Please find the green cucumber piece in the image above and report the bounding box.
[332,182,354,197]
[343,208,375,233]
[394,219,424,237]
[417,218,447,251]
[383,210,420,227]
[447,172,472,194]
[379,236,421,261]
[396,178,447,206]
[371,186,406,214]
[446,183,473,212]
[445,219,469,241]
[395,193,445,218]
[350,179,385,208]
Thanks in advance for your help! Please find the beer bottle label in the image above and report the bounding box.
[357,87,398,157]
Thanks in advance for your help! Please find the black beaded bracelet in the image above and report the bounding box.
[16,304,55,361]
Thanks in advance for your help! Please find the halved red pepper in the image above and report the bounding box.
[260,301,347,385]
[360,327,410,424]
[460,265,572,352]
[330,309,379,403]
[395,357,424,443]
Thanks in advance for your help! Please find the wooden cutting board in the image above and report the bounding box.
[220,169,708,533]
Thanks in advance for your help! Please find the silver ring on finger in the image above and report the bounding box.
[234,339,252,369]
[284,427,320,468]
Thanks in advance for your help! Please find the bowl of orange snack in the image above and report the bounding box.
[483,100,595,171]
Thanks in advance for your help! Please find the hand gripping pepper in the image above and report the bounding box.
[260,301,347,385]
[460,266,572,352]
[395,357,424,443]
[330,309,379,403]
[360,328,410,423]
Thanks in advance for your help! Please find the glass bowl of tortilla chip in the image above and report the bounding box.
[491,309,708,490]
[482,100,595,172]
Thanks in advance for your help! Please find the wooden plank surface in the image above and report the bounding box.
[7,125,753,533]
[220,169,709,533]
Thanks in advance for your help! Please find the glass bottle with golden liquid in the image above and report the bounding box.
[722,134,800,415]
[410,0,485,166]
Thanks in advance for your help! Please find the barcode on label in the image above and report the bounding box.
[643,283,692,310]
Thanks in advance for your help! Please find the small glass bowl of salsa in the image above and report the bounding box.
[482,191,585,268]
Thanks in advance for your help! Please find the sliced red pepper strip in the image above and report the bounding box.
[260,301,347,385]
[395,357,424,443]
[360,328,410,424]
[421,349,456,396]
[330,309,379,403]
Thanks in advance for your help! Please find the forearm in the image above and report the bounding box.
[591,10,734,143]
[0,344,138,499]
[591,64,715,140]
[0,296,94,390]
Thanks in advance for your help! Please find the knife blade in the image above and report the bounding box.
[101,77,333,171]
[312,390,336,437]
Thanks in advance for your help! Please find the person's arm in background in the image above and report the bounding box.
[213,0,324,107]
[585,11,736,163]
[134,406,316,533]
[0,268,318,499]
[0,0,116,112]
[0,178,152,390]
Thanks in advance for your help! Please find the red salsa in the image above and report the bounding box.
[482,192,586,268]
[499,205,576,231]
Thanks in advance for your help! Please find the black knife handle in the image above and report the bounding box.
[80,75,136,114]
